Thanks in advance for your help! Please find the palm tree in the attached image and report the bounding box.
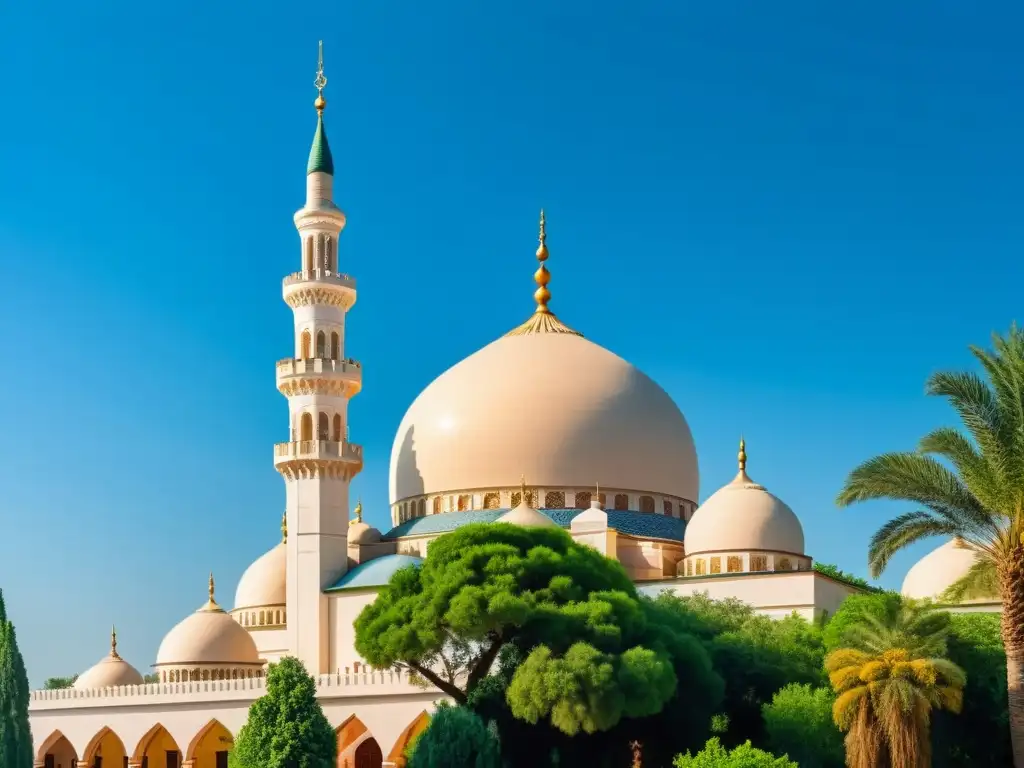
[836,326,1024,765]
[826,600,965,768]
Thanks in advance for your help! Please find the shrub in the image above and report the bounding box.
[762,683,843,767]
[408,703,501,768]
[673,737,797,767]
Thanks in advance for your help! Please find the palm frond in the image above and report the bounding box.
[940,553,998,603]
[865,512,956,577]
[917,427,1005,510]
[925,370,1007,461]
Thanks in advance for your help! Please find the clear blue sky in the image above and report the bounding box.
[1,2,1021,685]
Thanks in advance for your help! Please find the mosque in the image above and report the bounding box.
[27,46,1000,768]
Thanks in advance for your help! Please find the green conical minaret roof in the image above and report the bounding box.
[307,111,334,176]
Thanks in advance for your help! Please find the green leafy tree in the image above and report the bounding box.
[142,673,160,684]
[835,326,1024,765]
[42,676,77,690]
[673,737,797,768]
[650,592,825,747]
[355,524,701,738]
[0,589,32,768]
[229,657,335,768]
[762,684,844,768]
[407,703,500,768]
[933,612,1012,766]
[812,563,881,593]
[822,592,904,655]
[826,600,965,768]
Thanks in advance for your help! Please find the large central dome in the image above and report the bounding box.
[390,332,698,504]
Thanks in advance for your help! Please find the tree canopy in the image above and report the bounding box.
[229,657,335,768]
[0,589,32,768]
[673,737,797,768]
[407,703,501,768]
[762,683,844,768]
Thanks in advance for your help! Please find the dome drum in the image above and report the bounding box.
[392,486,696,526]
[230,605,286,630]
[681,550,812,578]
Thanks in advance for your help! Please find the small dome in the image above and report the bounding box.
[349,522,382,545]
[902,538,995,602]
[234,542,286,610]
[74,628,144,689]
[685,441,804,556]
[156,575,261,668]
[498,489,558,529]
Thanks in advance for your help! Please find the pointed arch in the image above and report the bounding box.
[387,711,430,766]
[37,730,77,764]
[300,330,312,359]
[335,715,376,768]
[316,331,327,358]
[354,739,382,768]
[185,719,233,768]
[300,412,313,442]
[83,727,127,765]
[131,724,182,763]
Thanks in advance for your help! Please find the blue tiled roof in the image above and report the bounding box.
[325,554,423,592]
[382,509,685,542]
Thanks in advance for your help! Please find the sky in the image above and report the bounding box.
[0,1,1022,685]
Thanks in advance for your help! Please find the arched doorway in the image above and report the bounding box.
[83,727,127,768]
[38,731,77,768]
[354,739,382,768]
[185,720,233,768]
[132,724,183,768]
[336,717,378,768]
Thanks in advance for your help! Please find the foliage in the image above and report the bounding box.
[650,592,825,747]
[672,737,797,768]
[812,562,881,593]
[762,684,844,768]
[355,524,696,738]
[932,612,1011,766]
[143,673,160,684]
[826,600,965,768]
[407,703,501,768]
[228,657,335,768]
[835,327,1024,767]
[822,592,904,654]
[0,589,32,768]
[42,676,77,690]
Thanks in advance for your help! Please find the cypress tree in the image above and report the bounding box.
[0,589,32,768]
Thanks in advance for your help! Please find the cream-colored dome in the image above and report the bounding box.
[684,443,804,556]
[234,542,286,610]
[901,538,995,602]
[74,628,144,689]
[156,576,261,668]
[389,333,698,503]
[349,521,382,545]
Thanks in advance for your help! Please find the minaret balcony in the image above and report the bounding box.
[282,269,357,312]
[276,357,362,397]
[274,439,363,468]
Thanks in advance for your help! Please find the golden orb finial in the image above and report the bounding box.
[355,499,363,523]
[738,436,747,472]
[314,40,328,112]
[110,625,120,659]
[281,512,288,542]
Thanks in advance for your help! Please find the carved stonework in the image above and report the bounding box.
[276,459,360,481]
[284,285,356,310]
[278,377,361,398]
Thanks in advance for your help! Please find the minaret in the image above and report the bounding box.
[276,41,363,674]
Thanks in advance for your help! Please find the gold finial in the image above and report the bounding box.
[520,474,527,502]
[200,571,222,612]
[281,512,288,542]
[504,211,582,338]
[594,482,602,508]
[355,499,363,522]
[314,40,328,112]
[110,625,120,659]
[630,741,643,768]
[738,436,747,472]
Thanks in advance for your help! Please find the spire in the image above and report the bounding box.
[592,482,603,509]
[505,210,582,338]
[519,474,532,507]
[110,625,121,660]
[201,572,223,612]
[307,40,335,176]
[351,499,363,524]
[734,436,753,484]
[281,512,288,542]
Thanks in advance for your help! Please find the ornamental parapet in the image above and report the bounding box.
[274,439,362,462]
[276,358,362,397]
[283,269,356,290]
[29,669,423,711]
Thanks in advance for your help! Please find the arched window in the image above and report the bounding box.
[304,236,313,272]
[331,332,340,360]
[727,556,743,573]
[300,330,311,359]
[750,555,768,572]
[710,557,722,574]
[300,413,313,441]
[482,492,500,509]
[433,497,442,515]
[686,559,693,576]
[776,557,792,571]
[316,331,326,358]
[663,500,673,516]
[333,414,342,442]
[639,495,655,513]
[614,494,629,511]
[544,491,565,509]
[418,499,426,517]
[259,611,265,626]
[695,559,706,576]
[317,412,329,440]
[574,491,591,509]
[457,495,468,511]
